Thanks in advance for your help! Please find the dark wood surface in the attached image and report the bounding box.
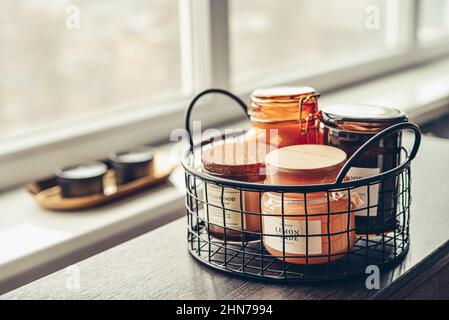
[2,136,449,300]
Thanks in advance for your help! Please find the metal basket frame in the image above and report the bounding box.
[182,89,422,282]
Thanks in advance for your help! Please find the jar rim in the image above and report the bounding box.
[55,161,108,180]
[249,87,319,123]
[265,145,347,174]
[201,141,271,178]
[109,145,155,164]
[252,86,316,100]
[320,104,407,126]
[251,87,318,109]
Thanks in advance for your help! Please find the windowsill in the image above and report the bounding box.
[0,165,187,294]
[1,57,449,294]
[319,56,449,124]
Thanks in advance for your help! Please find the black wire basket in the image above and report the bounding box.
[182,89,422,282]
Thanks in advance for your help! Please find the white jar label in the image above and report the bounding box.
[347,167,381,217]
[263,217,322,255]
[204,184,243,229]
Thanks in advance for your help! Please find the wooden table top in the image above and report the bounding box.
[3,136,449,300]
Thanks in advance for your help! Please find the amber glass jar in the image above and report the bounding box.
[320,104,407,235]
[262,145,356,265]
[202,141,271,242]
[245,87,320,149]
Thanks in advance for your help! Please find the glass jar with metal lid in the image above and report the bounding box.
[245,87,320,148]
[320,104,408,235]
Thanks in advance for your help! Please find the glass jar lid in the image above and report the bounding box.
[249,86,318,122]
[251,86,315,103]
[265,145,346,176]
[321,104,407,133]
[201,141,271,178]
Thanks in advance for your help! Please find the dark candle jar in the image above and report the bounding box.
[56,161,108,198]
[320,104,408,235]
[109,146,155,185]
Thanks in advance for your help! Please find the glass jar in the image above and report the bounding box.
[245,87,320,149]
[262,145,356,265]
[201,141,270,242]
[320,104,408,235]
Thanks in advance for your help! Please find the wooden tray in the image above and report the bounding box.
[27,153,178,211]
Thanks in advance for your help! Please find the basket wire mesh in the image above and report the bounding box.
[182,89,421,282]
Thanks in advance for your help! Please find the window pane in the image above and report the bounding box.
[0,0,181,138]
[230,0,390,86]
[418,0,449,41]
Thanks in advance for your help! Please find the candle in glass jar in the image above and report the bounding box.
[201,140,272,242]
[263,145,356,265]
[320,104,407,235]
[109,146,155,185]
[56,161,108,198]
[245,86,320,149]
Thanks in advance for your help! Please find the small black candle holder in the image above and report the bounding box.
[55,161,107,198]
[109,146,155,185]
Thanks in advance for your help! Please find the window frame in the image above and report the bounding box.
[417,0,449,43]
[1,0,449,191]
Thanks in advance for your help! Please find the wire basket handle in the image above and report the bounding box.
[184,88,249,148]
[335,122,422,185]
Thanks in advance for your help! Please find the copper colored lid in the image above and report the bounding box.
[265,145,347,174]
[252,86,315,100]
[250,87,318,122]
[321,104,408,133]
[201,141,272,177]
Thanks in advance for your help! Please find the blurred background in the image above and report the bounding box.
[1,0,449,189]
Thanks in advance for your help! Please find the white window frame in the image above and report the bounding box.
[417,0,449,43]
[1,0,449,191]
